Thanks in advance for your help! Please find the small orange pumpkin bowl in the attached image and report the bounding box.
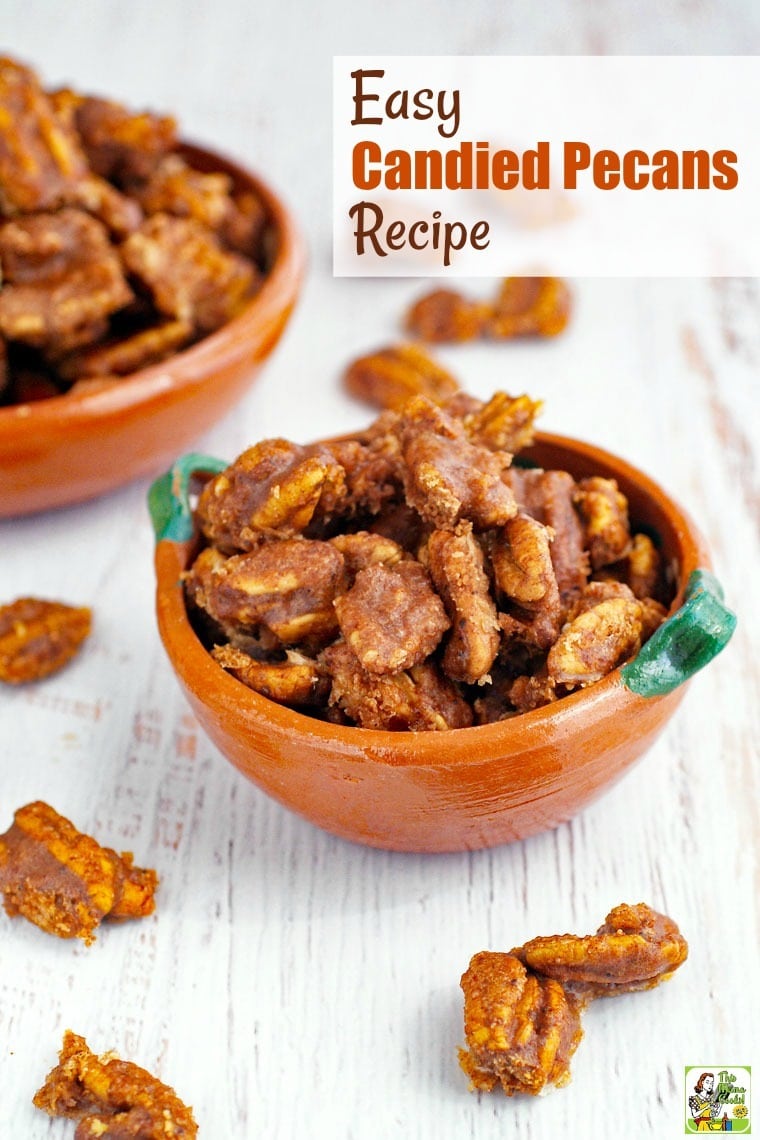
[0,144,305,518]
[151,433,735,853]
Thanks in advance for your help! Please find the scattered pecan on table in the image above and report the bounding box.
[0,801,158,945]
[459,902,688,1096]
[0,596,92,684]
[34,1030,197,1138]
[183,387,672,730]
[405,276,572,343]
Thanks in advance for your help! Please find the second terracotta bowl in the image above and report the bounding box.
[0,144,305,518]
[151,433,735,853]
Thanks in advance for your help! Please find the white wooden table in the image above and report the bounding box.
[1,4,758,1137]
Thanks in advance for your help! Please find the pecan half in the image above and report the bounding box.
[0,802,157,945]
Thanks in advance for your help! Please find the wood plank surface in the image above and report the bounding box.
[1,4,758,1137]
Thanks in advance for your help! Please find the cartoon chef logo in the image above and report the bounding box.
[685,1067,751,1133]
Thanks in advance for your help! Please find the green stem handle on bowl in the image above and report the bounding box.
[148,458,736,698]
[621,569,736,697]
[148,453,227,543]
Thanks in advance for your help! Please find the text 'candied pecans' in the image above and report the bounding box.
[183,388,673,731]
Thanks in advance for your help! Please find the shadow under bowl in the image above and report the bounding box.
[0,143,305,518]
[153,432,734,853]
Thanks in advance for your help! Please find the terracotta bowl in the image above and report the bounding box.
[0,144,305,518]
[151,434,736,853]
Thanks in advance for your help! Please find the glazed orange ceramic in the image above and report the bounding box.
[151,433,736,853]
[0,144,305,518]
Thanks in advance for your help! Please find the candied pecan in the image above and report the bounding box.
[0,596,91,683]
[397,396,516,529]
[57,318,193,379]
[329,530,405,577]
[460,903,687,1098]
[427,523,500,684]
[574,476,631,569]
[0,208,132,351]
[0,802,157,945]
[134,154,233,229]
[191,538,346,647]
[490,514,557,608]
[459,951,584,1096]
[66,92,177,184]
[405,287,489,342]
[622,532,664,601]
[220,188,268,261]
[67,173,144,238]
[506,669,558,713]
[0,58,88,214]
[516,902,689,998]
[343,342,460,411]
[322,641,472,731]
[306,437,399,523]
[197,439,346,550]
[463,392,543,454]
[212,644,329,707]
[547,595,643,686]
[334,560,449,674]
[486,276,572,339]
[491,514,561,652]
[508,467,589,595]
[33,1030,196,1138]
[120,213,257,333]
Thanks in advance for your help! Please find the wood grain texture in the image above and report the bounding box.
[1,3,759,1137]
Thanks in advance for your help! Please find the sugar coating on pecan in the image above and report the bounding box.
[0,802,157,945]
[0,209,133,351]
[344,342,461,411]
[427,523,500,684]
[459,951,584,1096]
[322,641,472,731]
[120,212,258,333]
[547,594,643,685]
[33,1030,197,1138]
[516,902,689,998]
[460,903,687,1097]
[397,397,516,529]
[334,561,449,674]
[190,538,346,648]
[0,596,92,684]
[197,439,346,550]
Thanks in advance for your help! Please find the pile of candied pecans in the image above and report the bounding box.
[184,364,673,731]
[0,55,268,405]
